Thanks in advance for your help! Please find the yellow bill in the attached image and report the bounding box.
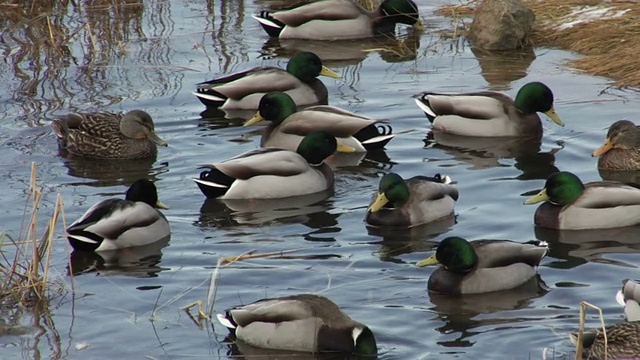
[244,112,265,127]
[320,66,341,79]
[524,188,549,205]
[545,107,564,127]
[156,200,170,210]
[414,20,424,31]
[368,193,389,213]
[336,143,357,153]
[416,254,439,267]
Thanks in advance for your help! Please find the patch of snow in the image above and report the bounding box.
[555,6,630,30]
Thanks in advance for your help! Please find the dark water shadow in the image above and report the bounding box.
[58,151,169,187]
[222,333,370,360]
[260,32,421,68]
[195,190,337,230]
[68,235,170,278]
[598,168,640,184]
[535,226,640,269]
[428,276,549,348]
[370,215,456,264]
[470,47,537,92]
[332,149,396,175]
[426,131,561,180]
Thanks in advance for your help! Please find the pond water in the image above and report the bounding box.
[2,1,640,359]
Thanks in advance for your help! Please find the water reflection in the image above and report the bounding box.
[425,131,561,179]
[429,276,548,347]
[58,154,168,187]
[371,215,455,263]
[470,47,536,91]
[196,191,337,228]
[0,1,178,124]
[68,235,170,278]
[535,226,640,269]
[260,32,421,68]
[223,334,364,360]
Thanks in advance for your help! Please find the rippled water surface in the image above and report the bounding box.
[2,1,640,359]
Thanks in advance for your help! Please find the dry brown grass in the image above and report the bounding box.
[436,0,640,88]
[0,163,67,309]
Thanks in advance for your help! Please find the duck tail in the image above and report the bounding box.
[216,312,237,332]
[354,123,395,150]
[252,12,285,37]
[413,93,437,123]
[193,167,234,199]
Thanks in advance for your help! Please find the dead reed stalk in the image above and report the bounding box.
[0,162,67,309]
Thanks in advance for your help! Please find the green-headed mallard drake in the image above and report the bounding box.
[592,120,640,170]
[413,82,564,137]
[571,279,640,360]
[523,171,640,230]
[244,92,395,152]
[252,0,421,40]
[193,52,341,110]
[416,236,548,295]
[366,172,458,228]
[217,294,377,356]
[194,131,351,199]
[66,179,170,252]
[51,110,167,159]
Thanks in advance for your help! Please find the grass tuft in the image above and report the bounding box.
[0,162,67,310]
[435,0,640,88]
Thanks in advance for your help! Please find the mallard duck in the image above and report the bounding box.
[413,82,565,137]
[193,52,341,110]
[51,110,167,159]
[66,179,170,252]
[252,0,422,40]
[416,236,548,295]
[366,172,458,228]
[571,279,640,360]
[244,92,395,152]
[592,120,640,170]
[217,294,377,355]
[194,131,351,199]
[523,171,640,230]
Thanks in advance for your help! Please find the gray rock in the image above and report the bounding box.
[467,0,535,51]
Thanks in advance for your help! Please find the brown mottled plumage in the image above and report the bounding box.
[51,110,167,159]
[592,120,640,170]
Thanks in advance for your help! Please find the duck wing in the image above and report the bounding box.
[67,199,161,241]
[200,148,311,179]
[269,0,365,27]
[574,181,640,208]
[473,239,548,269]
[196,67,302,101]
[416,91,513,121]
[278,106,380,137]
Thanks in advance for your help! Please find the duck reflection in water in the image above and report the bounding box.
[196,190,338,231]
[424,131,561,180]
[371,215,456,264]
[428,276,548,348]
[260,30,421,68]
[59,153,167,188]
[535,225,640,269]
[68,235,170,278]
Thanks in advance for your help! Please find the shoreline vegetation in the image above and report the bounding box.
[437,0,640,88]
